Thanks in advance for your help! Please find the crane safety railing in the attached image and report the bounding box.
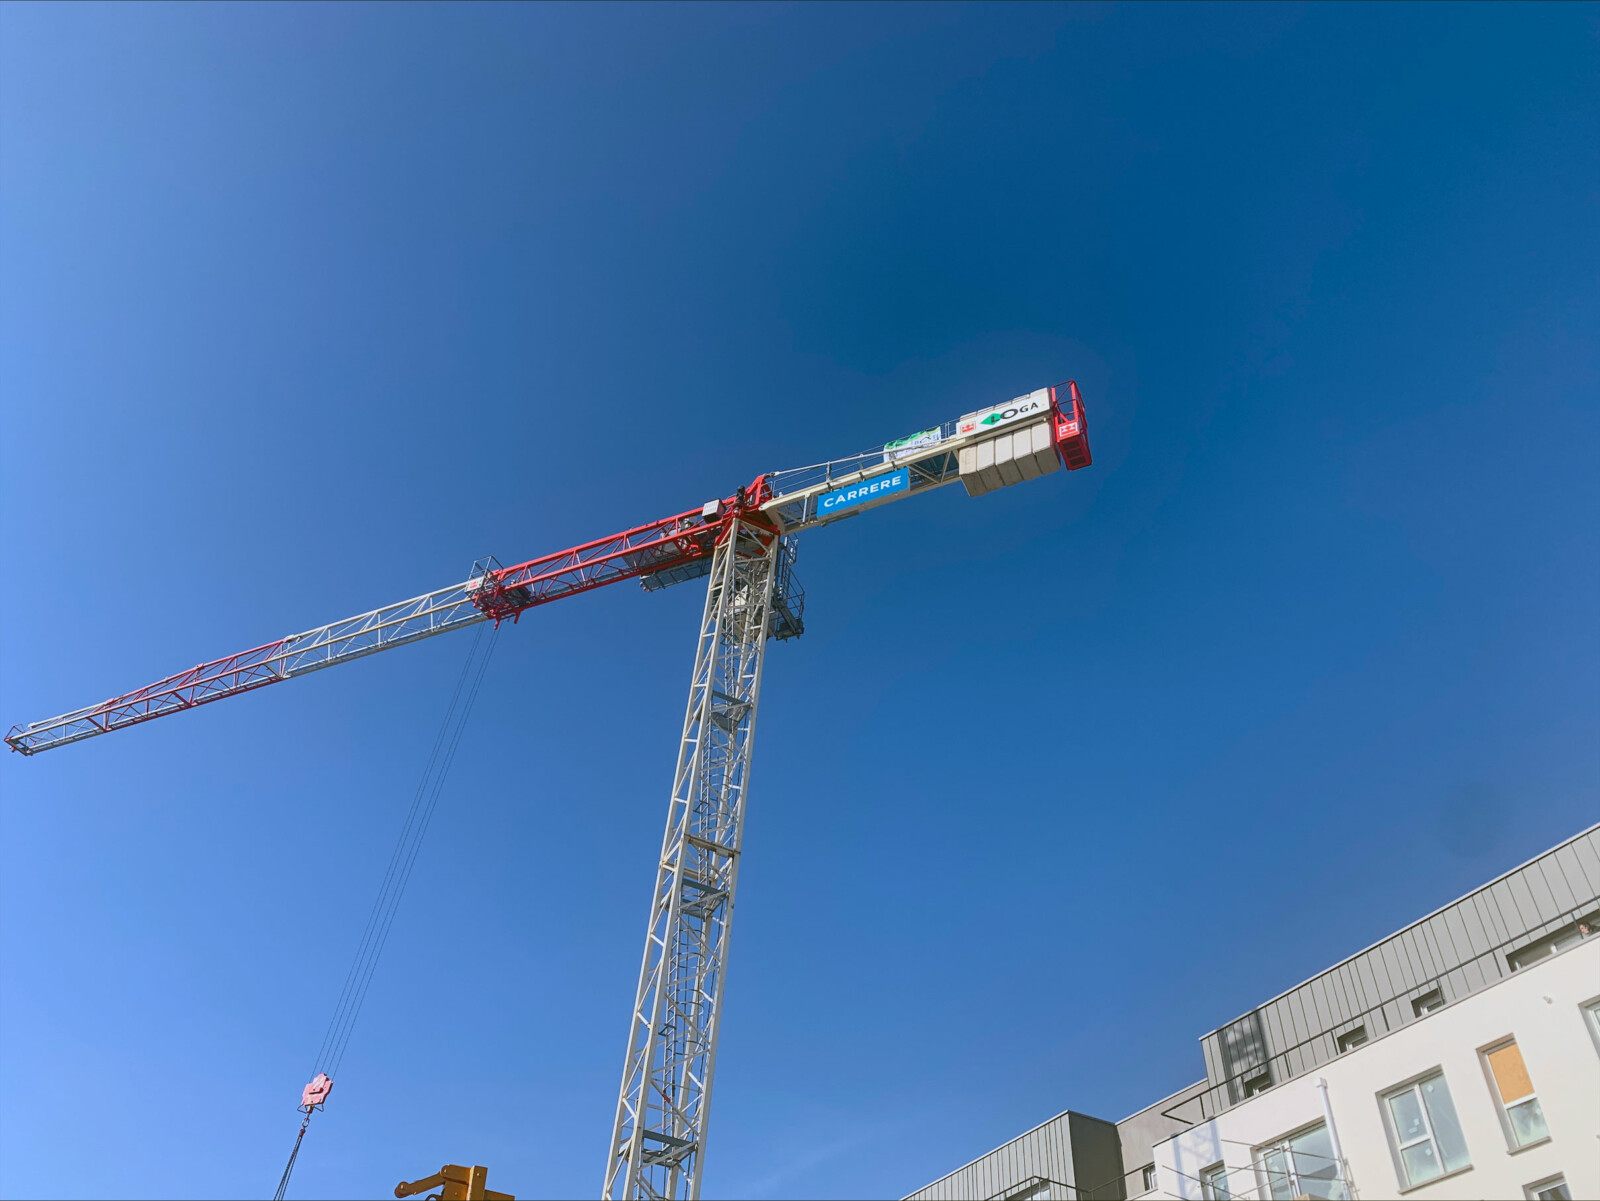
[764,418,960,501]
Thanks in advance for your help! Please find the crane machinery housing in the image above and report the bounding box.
[7,380,1094,1201]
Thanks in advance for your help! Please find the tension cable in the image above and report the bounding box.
[273,622,499,1200]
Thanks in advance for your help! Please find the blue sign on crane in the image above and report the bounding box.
[815,467,909,516]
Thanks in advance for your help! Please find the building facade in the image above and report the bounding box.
[906,824,1600,1201]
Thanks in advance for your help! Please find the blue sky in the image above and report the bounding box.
[1,4,1596,1199]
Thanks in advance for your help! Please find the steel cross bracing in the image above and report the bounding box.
[5,379,1092,1200]
[4,505,720,755]
[605,518,781,1201]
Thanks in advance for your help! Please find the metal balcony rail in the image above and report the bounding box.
[1163,902,1600,1126]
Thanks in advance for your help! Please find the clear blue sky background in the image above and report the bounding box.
[2,4,1596,1199]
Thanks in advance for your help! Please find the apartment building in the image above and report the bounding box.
[906,824,1600,1201]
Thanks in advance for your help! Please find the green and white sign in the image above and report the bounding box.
[883,426,944,463]
[956,388,1051,438]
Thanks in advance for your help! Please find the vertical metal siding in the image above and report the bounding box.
[1197,826,1600,1102]
[905,1110,1080,1201]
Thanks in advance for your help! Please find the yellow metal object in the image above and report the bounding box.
[394,1163,513,1200]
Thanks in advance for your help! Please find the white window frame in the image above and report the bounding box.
[1582,996,1600,1060]
[1252,1120,1345,1200]
[1140,1163,1157,1193]
[1481,1037,1550,1150]
[1411,988,1444,1017]
[1523,1173,1572,1200]
[1335,1025,1368,1053]
[1199,1161,1231,1200]
[1380,1070,1471,1190]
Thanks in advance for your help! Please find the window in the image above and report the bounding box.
[1002,1178,1052,1201]
[1200,1163,1231,1200]
[1525,1176,1572,1201]
[1507,913,1597,970]
[1412,988,1444,1017]
[1584,998,1600,1058]
[1383,1072,1471,1188]
[1140,1164,1157,1192]
[1241,1071,1272,1097]
[1484,1039,1550,1148]
[1336,1026,1368,1053]
[1255,1122,1346,1200]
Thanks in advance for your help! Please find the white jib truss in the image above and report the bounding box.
[604,520,779,1201]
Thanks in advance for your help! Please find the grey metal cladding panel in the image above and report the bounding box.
[1310,977,1339,1035]
[1542,848,1583,911]
[1471,891,1508,948]
[1465,953,1491,991]
[1551,842,1599,909]
[1378,941,1415,998]
[1319,971,1347,1028]
[1438,907,1477,966]
[1430,917,1459,971]
[1524,860,1563,921]
[1572,835,1600,898]
[1366,938,1398,998]
[1491,877,1533,935]
[908,1117,1074,1200]
[1503,873,1542,932]
[1568,832,1600,896]
[1349,957,1378,1011]
[1355,952,1386,1007]
[1334,963,1363,1016]
[1202,1036,1225,1086]
[1270,994,1299,1050]
[1302,979,1333,1038]
[1412,922,1445,980]
[1270,991,1299,1049]
[1312,975,1341,1036]
[1354,955,1382,1012]
[1408,925,1442,981]
[1460,898,1495,955]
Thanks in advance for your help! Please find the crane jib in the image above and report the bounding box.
[6,377,1093,1201]
[5,379,1091,760]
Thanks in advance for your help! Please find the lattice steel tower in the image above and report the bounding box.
[606,519,788,1200]
[6,381,1093,1201]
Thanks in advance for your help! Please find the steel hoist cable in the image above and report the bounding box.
[273,623,499,1200]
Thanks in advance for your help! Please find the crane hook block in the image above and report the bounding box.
[300,1073,333,1112]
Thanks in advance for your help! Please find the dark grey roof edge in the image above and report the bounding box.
[902,1106,1082,1198]
[1199,821,1600,1041]
[1116,1078,1209,1126]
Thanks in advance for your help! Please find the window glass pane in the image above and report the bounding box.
[1420,1076,1471,1171]
[1389,1087,1426,1141]
[1508,1097,1549,1145]
[1400,1140,1443,1186]
[1201,1165,1230,1200]
[1535,1181,1573,1201]
[1289,1125,1344,1199]
[1262,1149,1293,1200]
[1488,1042,1535,1102]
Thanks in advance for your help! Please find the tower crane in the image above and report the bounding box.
[6,381,1093,1200]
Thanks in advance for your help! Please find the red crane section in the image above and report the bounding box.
[2,480,773,756]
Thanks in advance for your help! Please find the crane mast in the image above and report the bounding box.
[606,518,785,1201]
[5,380,1092,1201]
